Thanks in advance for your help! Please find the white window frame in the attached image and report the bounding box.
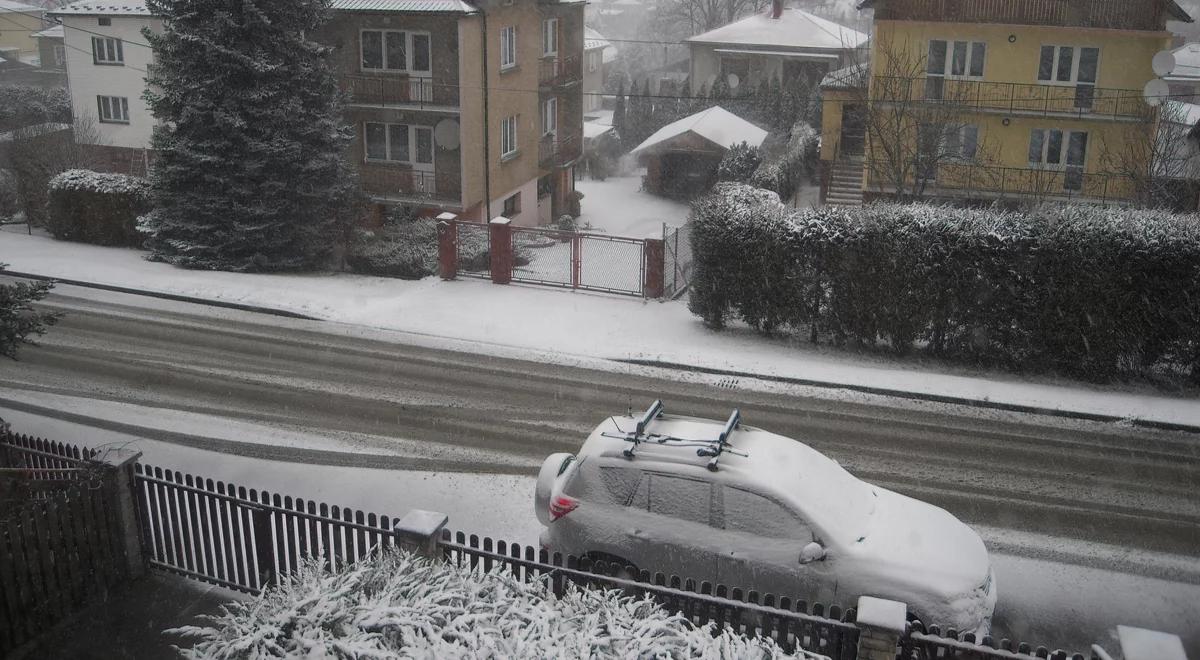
[541,97,557,137]
[360,29,432,74]
[944,124,979,161]
[363,122,435,165]
[1037,45,1100,86]
[500,26,517,70]
[542,18,558,57]
[927,39,986,79]
[92,36,123,65]
[501,115,518,158]
[1028,128,1088,169]
[96,95,129,123]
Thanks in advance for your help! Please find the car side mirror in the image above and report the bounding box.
[799,541,826,564]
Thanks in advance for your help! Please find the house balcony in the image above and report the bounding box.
[539,55,582,88]
[538,133,581,168]
[872,76,1150,121]
[869,160,1136,203]
[341,74,460,109]
[358,166,461,204]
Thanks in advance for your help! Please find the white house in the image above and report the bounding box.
[685,0,866,96]
[50,0,161,173]
[1166,42,1200,103]
[582,27,615,112]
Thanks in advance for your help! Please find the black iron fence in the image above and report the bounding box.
[871,76,1149,120]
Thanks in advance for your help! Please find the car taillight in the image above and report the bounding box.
[549,494,579,521]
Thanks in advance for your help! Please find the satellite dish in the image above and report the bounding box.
[1144,78,1169,107]
[1152,50,1176,78]
[726,73,740,90]
[434,119,461,150]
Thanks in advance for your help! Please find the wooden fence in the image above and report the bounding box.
[0,435,125,656]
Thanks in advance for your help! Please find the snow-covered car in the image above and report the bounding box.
[535,401,997,633]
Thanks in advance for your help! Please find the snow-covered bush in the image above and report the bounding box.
[716,142,763,184]
[345,218,438,279]
[47,169,151,247]
[689,186,1200,382]
[171,550,809,659]
[0,85,70,132]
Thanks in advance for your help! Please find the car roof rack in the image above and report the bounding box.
[601,399,747,471]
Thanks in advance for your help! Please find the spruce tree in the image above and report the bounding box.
[0,266,60,359]
[139,0,358,272]
[612,79,627,151]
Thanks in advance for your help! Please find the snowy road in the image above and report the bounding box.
[3,284,1199,652]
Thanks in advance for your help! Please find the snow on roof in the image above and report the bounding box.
[1167,42,1200,82]
[0,0,43,12]
[583,121,613,139]
[32,25,63,39]
[631,105,768,155]
[51,0,152,16]
[820,61,866,89]
[329,0,478,12]
[1165,100,1200,127]
[858,0,1193,22]
[584,27,617,63]
[687,7,866,51]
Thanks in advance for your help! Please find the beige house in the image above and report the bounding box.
[1166,42,1200,103]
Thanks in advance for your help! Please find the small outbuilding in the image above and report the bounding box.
[631,106,768,197]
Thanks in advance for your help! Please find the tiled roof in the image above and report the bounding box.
[50,0,152,16]
[329,0,477,13]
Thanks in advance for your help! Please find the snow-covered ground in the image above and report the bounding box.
[4,225,1198,429]
[575,175,690,238]
[4,408,1198,656]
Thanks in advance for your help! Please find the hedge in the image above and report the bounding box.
[47,170,151,247]
[688,184,1200,383]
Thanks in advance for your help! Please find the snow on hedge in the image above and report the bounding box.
[171,550,819,659]
[47,169,149,197]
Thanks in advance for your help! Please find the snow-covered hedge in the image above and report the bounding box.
[689,186,1200,382]
[172,550,811,659]
[46,169,151,247]
[0,85,70,132]
[346,218,439,279]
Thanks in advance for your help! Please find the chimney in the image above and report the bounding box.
[771,0,782,18]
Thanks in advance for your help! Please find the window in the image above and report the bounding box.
[501,115,518,158]
[1038,46,1099,84]
[926,39,985,98]
[587,51,598,72]
[722,487,811,540]
[96,95,129,123]
[503,192,520,216]
[360,30,431,73]
[598,467,642,505]
[364,122,434,164]
[53,45,65,67]
[648,474,711,526]
[541,97,557,136]
[500,26,516,70]
[542,18,558,56]
[92,37,123,65]
[98,17,111,26]
[1029,128,1088,188]
[945,125,979,161]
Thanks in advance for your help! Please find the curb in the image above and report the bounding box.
[1,269,321,321]
[617,358,1200,434]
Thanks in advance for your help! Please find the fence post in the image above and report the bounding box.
[854,596,906,660]
[489,216,513,285]
[644,238,665,299]
[88,447,145,580]
[1116,625,1187,660]
[250,502,275,590]
[436,212,458,281]
[392,510,448,559]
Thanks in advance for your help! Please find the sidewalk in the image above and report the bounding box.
[10,572,240,660]
[3,225,1198,431]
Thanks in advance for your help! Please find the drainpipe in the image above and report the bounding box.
[480,10,492,219]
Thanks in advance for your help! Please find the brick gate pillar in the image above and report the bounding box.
[89,447,146,579]
[644,238,665,298]
[489,217,513,285]
[854,596,906,660]
[436,212,458,281]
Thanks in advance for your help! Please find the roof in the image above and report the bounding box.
[32,25,63,39]
[631,105,768,155]
[820,61,867,89]
[0,0,43,12]
[687,7,867,51]
[583,121,614,139]
[1167,42,1200,82]
[1165,100,1200,126]
[328,0,477,12]
[856,0,1193,22]
[584,27,618,63]
[51,0,152,16]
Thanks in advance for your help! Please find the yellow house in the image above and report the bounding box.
[819,0,1193,206]
[0,0,46,59]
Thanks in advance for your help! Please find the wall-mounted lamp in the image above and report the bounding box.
[1008,35,1017,43]
[1002,118,1011,126]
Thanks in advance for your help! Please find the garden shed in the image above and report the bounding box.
[631,106,768,197]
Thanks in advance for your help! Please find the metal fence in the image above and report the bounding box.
[898,622,1108,660]
[454,220,491,279]
[663,221,693,299]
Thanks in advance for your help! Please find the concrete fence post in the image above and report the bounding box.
[854,596,907,660]
[88,447,145,580]
[489,216,513,285]
[393,510,449,559]
[643,238,665,299]
[1116,625,1188,660]
[436,212,458,281]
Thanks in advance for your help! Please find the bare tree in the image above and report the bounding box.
[1097,101,1200,208]
[7,115,105,228]
[656,0,769,34]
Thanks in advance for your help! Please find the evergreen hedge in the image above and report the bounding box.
[689,184,1200,382]
[47,170,151,247]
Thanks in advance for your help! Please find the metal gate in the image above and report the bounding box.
[454,220,491,279]
[510,225,647,297]
[663,221,693,299]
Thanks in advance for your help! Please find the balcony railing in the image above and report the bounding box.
[868,159,1137,203]
[342,75,460,108]
[538,133,581,167]
[358,166,460,202]
[871,76,1151,120]
[874,0,1166,30]
[539,55,582,88]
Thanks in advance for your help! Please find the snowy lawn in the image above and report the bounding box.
[3,225,1199,428]
[575,174,691,238]
[171,550,816,659]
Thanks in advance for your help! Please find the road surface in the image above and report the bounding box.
[3,283,1198,652]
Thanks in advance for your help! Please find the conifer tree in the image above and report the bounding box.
[612,79,627,151]
[139,0,358,271]
[0,266,60,359]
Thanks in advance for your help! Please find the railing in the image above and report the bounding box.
[871,76,1150,120]
[538,132,581,167]
[898,621,1107,660]
[440,530,860,660]
[341,74,459,108]
[358,166,460,202]
[539,55,582,87]
[867,160,1136,204]
[874,0,1166,30]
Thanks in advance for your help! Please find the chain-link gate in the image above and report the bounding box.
[663,222,693,299]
